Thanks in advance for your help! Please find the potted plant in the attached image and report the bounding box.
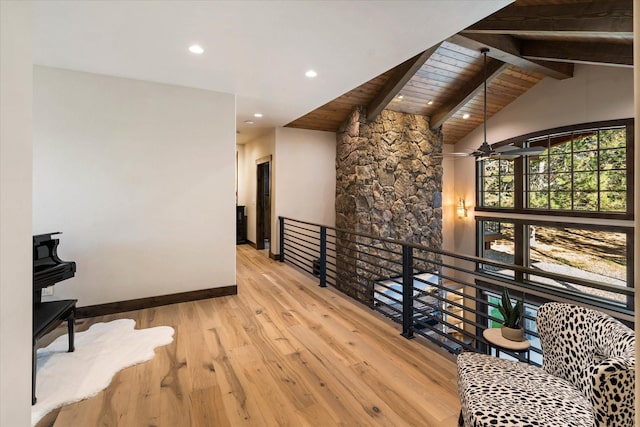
[498,287,525,341]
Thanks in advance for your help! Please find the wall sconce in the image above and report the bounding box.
[457,198,468,218]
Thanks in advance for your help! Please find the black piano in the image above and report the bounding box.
[32,232,77,405]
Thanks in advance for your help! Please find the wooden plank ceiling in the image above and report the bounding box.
[285,0,632,145]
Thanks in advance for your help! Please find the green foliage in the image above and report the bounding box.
[497,288,523,329]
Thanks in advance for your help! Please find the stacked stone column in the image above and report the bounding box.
[335,107,443,303]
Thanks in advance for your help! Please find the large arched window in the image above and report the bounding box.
[477,118,633,219]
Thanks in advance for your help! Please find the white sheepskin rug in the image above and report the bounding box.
[32,318,174,426]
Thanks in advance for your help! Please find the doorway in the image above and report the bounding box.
[256,156,271,251]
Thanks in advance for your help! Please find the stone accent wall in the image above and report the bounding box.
[334,107,443,303]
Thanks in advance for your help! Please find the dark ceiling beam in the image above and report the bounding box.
[366,44,440,122]
[463,0,632,36]
[521,40,632,68]
[430,58,508,130]
[449,34,574,80]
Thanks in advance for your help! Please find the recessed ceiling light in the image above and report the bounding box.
[427,100,434,105]
[305,70,318,78]
[244,120,254,125]
[188,44,204,55]
[462,113,470,120]
[397,95,404,100]
[253,113,263,118]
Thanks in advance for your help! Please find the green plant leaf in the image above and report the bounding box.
[501,288,512,313]
[513,300,524,328]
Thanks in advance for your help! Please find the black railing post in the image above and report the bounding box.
[401,244,415,339]
[319,226,327,287]
[279,216,285,263]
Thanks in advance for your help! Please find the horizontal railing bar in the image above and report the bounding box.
[283,236,320,255]
[332,248,402,279]
[283,247,315,269]
[282,221,321,235]
[285,255,313,275]
[283,229,321,243]
[333,233,404,257]
[338,239,404,259]
[283,243,317,264]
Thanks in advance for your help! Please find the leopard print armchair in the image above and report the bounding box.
[457,302,635,427]
[537,302,635,426]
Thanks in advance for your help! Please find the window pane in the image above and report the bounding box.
[548,154,571,173]
[549,133,571,155]
[528,226,627,304]
[573,130,598,152]
[573,150,597,171]
[599,128,626,149]
[500,175,515,192]
[483,176,500,192]
[574,191,598,210]
[549,191,572,209]
[481,221,514,277]
[528,173,548,191]
[599,148,626,170]
[483,192,499,207]
[600,191,626,212]
[500,160,514,175]
[574,171,598,191]
[549,172,571,191]
[483,159,500,177]
[529,157,548,174]
[600,170,626,191]
[529,191,548,208]
[500,192,514,207]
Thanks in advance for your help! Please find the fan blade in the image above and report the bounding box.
[505,146,546,155]
[433,152,471,157]
[493,144,518,153]
[492,154,519,160]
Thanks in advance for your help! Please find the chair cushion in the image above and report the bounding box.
[458,352,594,427]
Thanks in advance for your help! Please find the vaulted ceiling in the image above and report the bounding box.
[286,0,632,145]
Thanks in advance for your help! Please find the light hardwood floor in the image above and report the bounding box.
[38,245,460,426]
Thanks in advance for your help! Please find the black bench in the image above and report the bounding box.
[32,300,77,405]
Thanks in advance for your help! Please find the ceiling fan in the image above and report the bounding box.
[440,48,545,161]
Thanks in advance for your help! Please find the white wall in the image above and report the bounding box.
[0,1,32,424]
[273,127,336,253]
[236,144,246,206]
[446,64,634,257]
[33,66,236,306]
[240,131,276,245]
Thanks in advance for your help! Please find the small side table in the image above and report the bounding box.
[483,328,530,363]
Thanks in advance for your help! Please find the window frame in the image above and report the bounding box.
[475,119,634,220]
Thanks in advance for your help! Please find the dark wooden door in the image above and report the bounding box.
[256,158,271,250]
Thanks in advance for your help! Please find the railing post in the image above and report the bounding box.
[401,244,414,339]
[319,226,327,287]
[279,216,285,263]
